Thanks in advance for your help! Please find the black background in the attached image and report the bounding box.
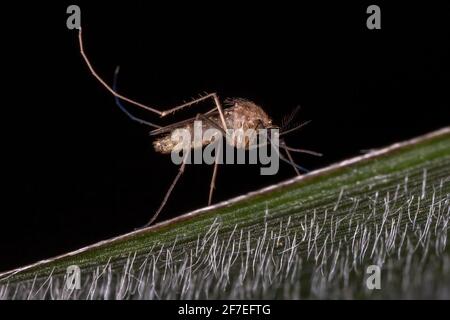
[1,2,448,272]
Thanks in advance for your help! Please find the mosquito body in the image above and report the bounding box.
[76,27,321,227]
[152,98,275,154]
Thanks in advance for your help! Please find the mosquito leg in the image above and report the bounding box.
[266,133,309,173]
[197,114,226,136]
[79,28,228,130]
[204,106,220,115]
[197,112,224,206]
[279,148,310,173]
[142,152,190,228]
[143,112,216,227]
[196,113,230,149]
[283,146,301,176]
[209,160,219,205]
[212,94,228,131]
[113,67,161,128]
[192,114,223,205]
[78,28,164,116]
[208,142,222,205]
[161,93,229,132]
[281,145,322,157]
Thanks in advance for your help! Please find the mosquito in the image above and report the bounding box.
[76,28,322,227]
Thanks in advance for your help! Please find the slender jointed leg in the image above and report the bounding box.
[143,152,190,228]
[265,133,310,173]
[160,93,228,131]
[208,141,222,206]
[198,114,227,135]
[195,113,225,205]
[282,146,300,176]
[196,113,226,206]
[280,144,322,157]
[78,28,163,116]
[278,146,310,173]
[78,28,229,131]
[143,113,224,227]
[279,139,321,174]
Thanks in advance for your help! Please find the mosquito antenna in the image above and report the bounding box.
[112,66,161,128]
[78,28,163,116]
[281,105,302,131]
[279,120,312,137]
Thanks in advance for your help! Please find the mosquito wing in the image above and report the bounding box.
[149,108,222,136]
